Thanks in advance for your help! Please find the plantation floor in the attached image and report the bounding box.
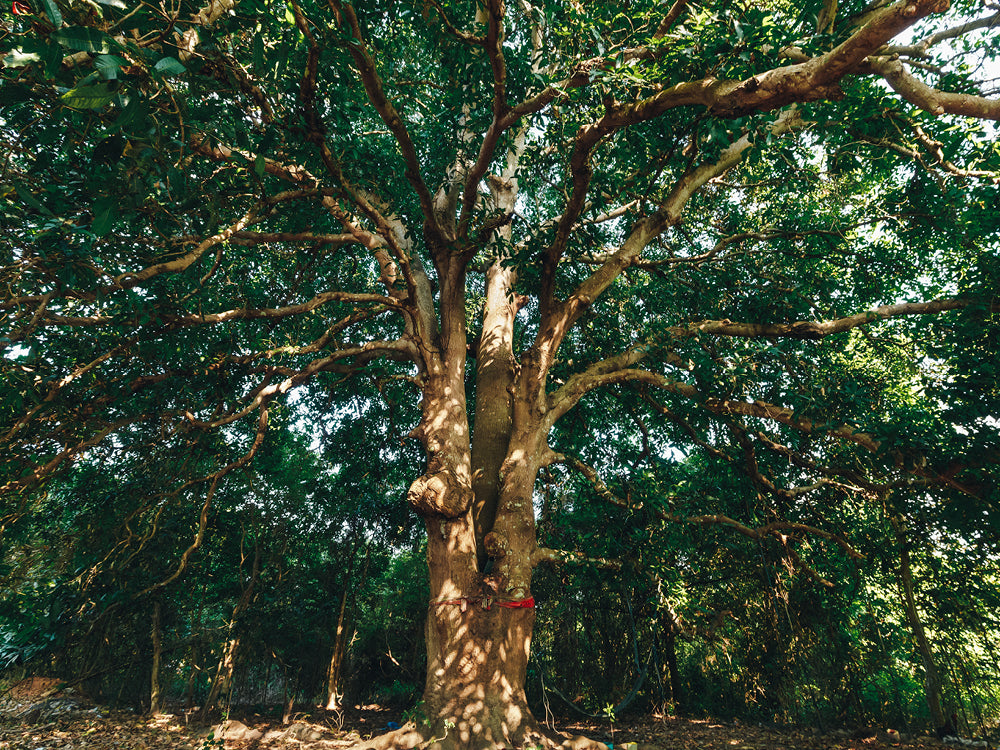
[0,700,974,750]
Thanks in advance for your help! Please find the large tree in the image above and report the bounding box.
[2,0,999,746]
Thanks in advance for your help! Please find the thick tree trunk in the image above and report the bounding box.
[421,595,538,746]
[363,216,603,747]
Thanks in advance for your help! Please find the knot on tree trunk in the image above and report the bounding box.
[407,470,473,518]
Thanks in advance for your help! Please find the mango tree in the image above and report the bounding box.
[2,0,999,746]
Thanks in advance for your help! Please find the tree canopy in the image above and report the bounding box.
[2,0,1000,747]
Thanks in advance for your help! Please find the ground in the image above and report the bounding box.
[0,679,978,750]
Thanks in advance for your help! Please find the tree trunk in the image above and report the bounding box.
[893,519,946,729]
[361,201,603,747]
[202,635,240,718]
[422,590,538,746]
[325,584,351,711]
[282,667,299,724]
[201,541,261,719]
[150,600,163,716]
[661,632,683,713]
[325,539,361,711]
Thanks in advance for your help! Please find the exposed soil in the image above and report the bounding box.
[0,679,984,750]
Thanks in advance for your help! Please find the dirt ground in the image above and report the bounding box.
[0,679,984,750]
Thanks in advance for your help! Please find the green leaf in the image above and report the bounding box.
[2,49,42,68]
[40,0,63,27]
[94,0,127,7]
[254,153,266,178]
[14,184,55,217]
[112,94,146,130]
[0,83,33,106]
[152,57,186,77]
[91,196,118,236]
[94,54,127,79]
[60,83,117,109]
[51,27,113,53]
[252,33,264,74]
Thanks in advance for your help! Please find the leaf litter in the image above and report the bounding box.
[0,684,981,750]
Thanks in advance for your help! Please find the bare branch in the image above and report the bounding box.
[425,0,486,44]
[653,0,690,40]
[688,297,988,339]
[0,418,138,497]
[886,11,1000,57]
[183,339,418,430]
[0,344,125,446]
[864,55,1000,118]
[530,547,622,569]
[330,1,443,242]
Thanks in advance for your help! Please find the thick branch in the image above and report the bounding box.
[865,55,1000,118]
[183,339,417,430]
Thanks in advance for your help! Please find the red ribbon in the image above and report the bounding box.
[432,596,535,610]
[497,597,535,609]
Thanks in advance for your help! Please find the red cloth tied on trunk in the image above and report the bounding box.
[497,597,535,608]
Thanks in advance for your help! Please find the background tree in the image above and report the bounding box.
[2,0,999,748]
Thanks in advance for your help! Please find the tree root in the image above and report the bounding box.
[342,721,615,750]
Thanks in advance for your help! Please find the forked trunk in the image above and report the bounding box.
[355,510,601,750]
[357,240,602,747]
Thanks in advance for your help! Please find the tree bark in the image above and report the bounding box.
[150,599,163,716]
[893,519,947,729]
[325,544,357,711]
[326,542,370,710]
[371,358,598,749]
[201,541,261,719]
[202,635,240,718]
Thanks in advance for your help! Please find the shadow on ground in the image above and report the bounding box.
[0,680,984,750]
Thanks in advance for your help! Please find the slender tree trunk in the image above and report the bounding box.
[325,585,351,711]
[185,589,206,711]
[202,636,240,717]
[661,632,683,713]
[201,542,261,719]
[150,599,163,716]
[282,667,299,724]
[893,519,946,729]
[325,540,357,711]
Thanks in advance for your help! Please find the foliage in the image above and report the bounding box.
[2,0,1000,736]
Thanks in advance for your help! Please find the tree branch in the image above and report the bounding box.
[330,1,443,242]
[864,55,1000,118]
[551,451,862,561]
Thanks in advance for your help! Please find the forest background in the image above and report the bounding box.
[1,0,1000,745]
